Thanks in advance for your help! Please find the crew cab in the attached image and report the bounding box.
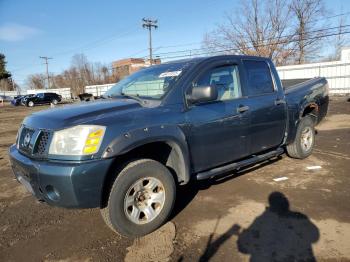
[8,55,329,237]
[23,92,62,107]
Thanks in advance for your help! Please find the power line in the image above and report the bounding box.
[142,18,158,65]
[156,30,350,60]
[141,11,350,59]
[150,24,350,58]
[39,56,53,89]
[11,28,139,73]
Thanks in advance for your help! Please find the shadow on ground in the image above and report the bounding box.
[198,192,319,262]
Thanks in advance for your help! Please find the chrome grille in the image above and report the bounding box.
[18,126,51,157]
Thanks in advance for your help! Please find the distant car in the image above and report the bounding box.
[0,95,14,102]
[78,93,94,102]
[18,94,35,106]
[11,95,25,106]
[24,92,62,107]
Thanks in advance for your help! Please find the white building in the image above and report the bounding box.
[277,47,350,94]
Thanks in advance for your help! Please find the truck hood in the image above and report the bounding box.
[23,99,142,130]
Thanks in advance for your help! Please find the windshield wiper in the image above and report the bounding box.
[120,93,145,104]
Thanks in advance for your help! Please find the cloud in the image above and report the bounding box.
[0,23,42,41]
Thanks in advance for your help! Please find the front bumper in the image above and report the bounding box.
[8,145,114,208]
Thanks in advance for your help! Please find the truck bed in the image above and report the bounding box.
[283,77,329,144]
[282,78,312,89]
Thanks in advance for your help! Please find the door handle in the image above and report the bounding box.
[237,105,250,113]
[275,99,285,106]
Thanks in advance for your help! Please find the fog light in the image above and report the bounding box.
[45,185,60,201]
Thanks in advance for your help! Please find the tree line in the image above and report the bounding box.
[27,54,118,95]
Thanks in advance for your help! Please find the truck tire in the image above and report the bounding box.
[101,159,176,237]
[286,116,315,159]
[52,99,58,105]
[27,101,34,107]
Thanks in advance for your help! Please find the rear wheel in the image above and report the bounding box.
[101,159,176,237]
[52,99,58,105]
[286,116,315,159]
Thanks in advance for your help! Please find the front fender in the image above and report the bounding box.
[102,124,191,184]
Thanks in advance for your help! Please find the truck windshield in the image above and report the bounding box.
[104,62,189,100]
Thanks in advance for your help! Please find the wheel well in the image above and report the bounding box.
[302,103,319,123]
[101,141,187,208]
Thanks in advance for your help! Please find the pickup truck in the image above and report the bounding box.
[9,55,329,237]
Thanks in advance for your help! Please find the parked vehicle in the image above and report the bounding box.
[78,93,94,102]
[11,95,23,106]
[11,95,33,106]
[23,92,62,107]
[9,55,329,237]
[0,95,14,102]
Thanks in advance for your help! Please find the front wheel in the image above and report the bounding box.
[101,159,176,237]
[286,116,315,159]
[27,101,34,107]
[52,99,58,105]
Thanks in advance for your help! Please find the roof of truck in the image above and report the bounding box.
[163,55,270,65]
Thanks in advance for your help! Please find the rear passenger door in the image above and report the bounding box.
[43,93,52,103]
[242,59,287,154]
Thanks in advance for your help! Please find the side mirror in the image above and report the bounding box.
[188,85,218,104]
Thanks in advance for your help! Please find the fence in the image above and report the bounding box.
[1,90,20,97]
[276,47,350,95]
[1,88,72,99]
[85,84,116,97]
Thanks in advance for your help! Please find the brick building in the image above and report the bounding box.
[112,58,161,80]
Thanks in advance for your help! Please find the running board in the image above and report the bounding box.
[196,147,284,180]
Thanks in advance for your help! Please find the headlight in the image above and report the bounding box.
[48,125,106,155]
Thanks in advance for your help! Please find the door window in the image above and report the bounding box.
[243,60,274,96]
[194,65,241,101]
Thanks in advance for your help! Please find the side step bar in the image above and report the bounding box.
[196,147,284,180]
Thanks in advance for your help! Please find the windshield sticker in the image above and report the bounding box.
[159,70,182,78]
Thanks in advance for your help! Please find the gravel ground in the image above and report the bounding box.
[0,97,349,262]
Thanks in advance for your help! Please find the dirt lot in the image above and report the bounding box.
[0,98,349,262]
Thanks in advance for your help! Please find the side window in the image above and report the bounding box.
[194,65,241,101]
[243,60,274,96]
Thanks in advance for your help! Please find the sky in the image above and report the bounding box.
[0,0,349,88]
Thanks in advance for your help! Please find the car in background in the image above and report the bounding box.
[11,95,34,106]
[11,95,24,106]
[0,95,14,102]
[23,92,62,107]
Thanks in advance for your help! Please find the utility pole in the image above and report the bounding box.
[39,56,52,89]
[142,18,158,65]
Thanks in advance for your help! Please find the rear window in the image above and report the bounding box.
[243,60,274,96]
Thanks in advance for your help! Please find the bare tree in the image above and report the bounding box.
[202,0,295,65]
[290,0,325,63]
[202,0,330,65]
[26,74,46,89]
[326,16,349,60]
[42,54,115,95]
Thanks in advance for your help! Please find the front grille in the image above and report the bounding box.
[34,131,50,155]
[18,126,51,157]
[18,126,35,154]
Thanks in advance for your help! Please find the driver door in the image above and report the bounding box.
[185,61,251,172]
